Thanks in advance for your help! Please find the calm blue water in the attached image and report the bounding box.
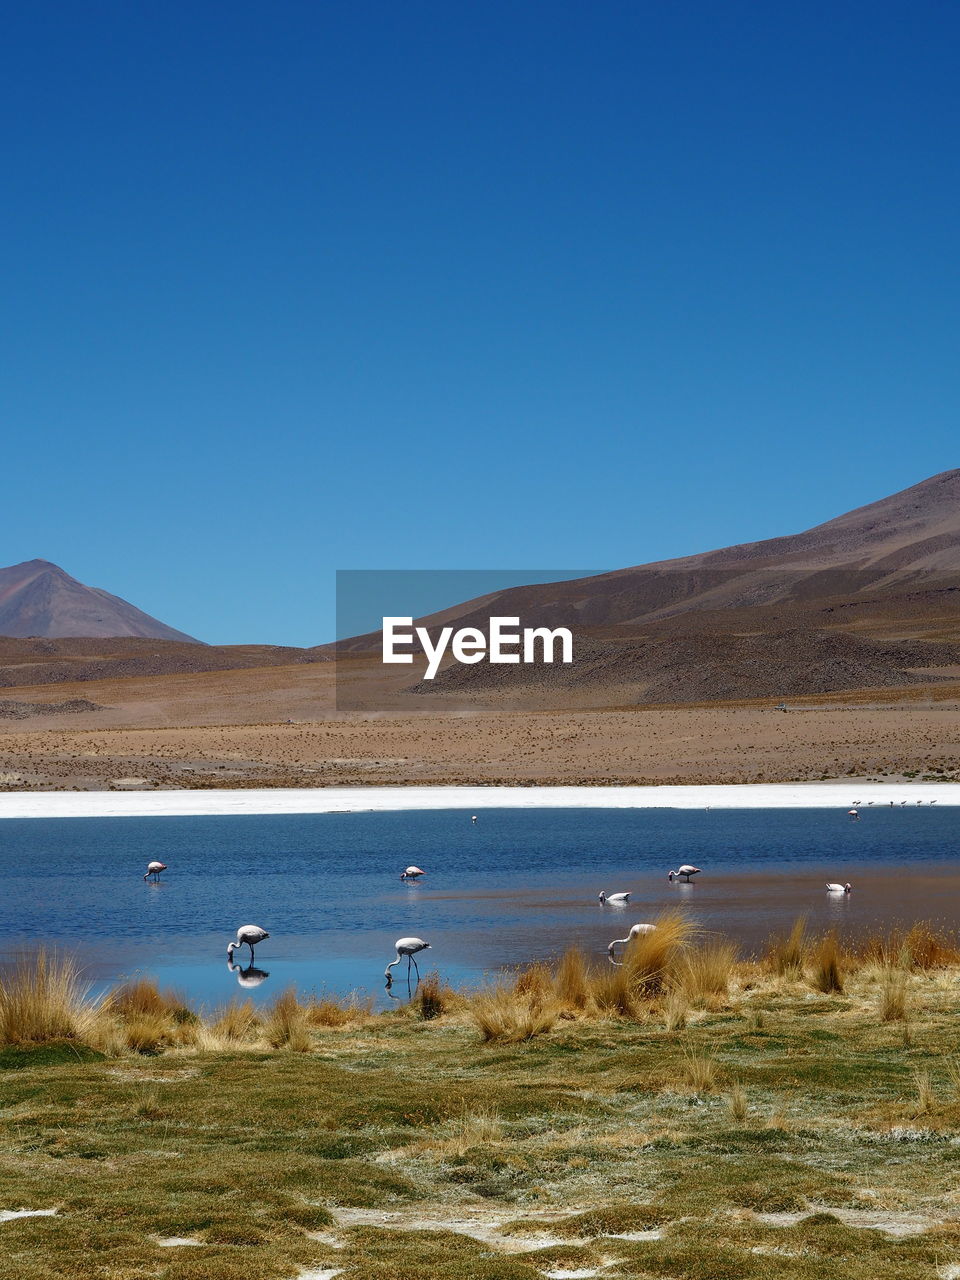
[1,806,958,1008]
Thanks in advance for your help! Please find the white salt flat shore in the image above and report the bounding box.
[0,782,958,819]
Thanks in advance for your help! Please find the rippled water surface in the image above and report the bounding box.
[2,806,958,1006]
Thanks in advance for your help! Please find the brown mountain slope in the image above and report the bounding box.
[330,470,960,707]
[331,470,960,653]
[408,469,960,636]
[0,560,201,642]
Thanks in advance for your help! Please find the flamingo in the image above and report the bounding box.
[826,882,852,894]
[847,809,860,819]
[668,865,701,882]
[598,891,630,904]
[227,925,269,963]
[471,815,478,824]
[608,923,656,960]
[385,937,430,984]
[400,866,425,880]
[143,861,167,882]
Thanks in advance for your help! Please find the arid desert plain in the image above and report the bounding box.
[1,659,959,791]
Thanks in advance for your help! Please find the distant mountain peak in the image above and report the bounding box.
[0,560,202,642]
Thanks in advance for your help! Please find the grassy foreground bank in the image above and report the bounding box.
[3,920,960,1279]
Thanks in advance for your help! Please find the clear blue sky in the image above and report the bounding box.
[2,2,958,645]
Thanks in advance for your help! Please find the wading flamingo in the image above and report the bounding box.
[608,922,656,960]
[400,866,425,880]
[227,925,269,963]
[143,861,167,882]
[668,865,701,882]
[826,882,852,894]
[598,891,631,904]
[385,937,430,984]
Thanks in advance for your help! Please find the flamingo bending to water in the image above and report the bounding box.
[598,891,630,905]
[826,882,852,894]
[227,925,269,963]
[400,866,425,880]
[668,865,701,882]
[385,937,430,984]
[607,923,656,960]
[143,861,167,882]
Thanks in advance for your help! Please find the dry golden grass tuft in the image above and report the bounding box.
[415,971,463,1021]
[811,932,845,993]
[0,950,98,1046]
[416,1105,505,1158]
[209,998,260,1045]
[858,922,960,971]
[305,992,374,1027]
[662,989,690,1031]
[265,987,312,1051]
[680,1045,720,1093]
[877,966,909,1022]
[554,948,592,1012]
[619,911,694,995]
[105,978,184,1018]
[728,1081,748,1121]
[469,984,560,1043]
[767,917,808,979]
[674,939,737,1008]
[912,1068,935,1116]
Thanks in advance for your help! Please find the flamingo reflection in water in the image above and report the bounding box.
[227,958,270,988]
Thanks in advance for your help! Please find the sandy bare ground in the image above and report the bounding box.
[1,662,959,790]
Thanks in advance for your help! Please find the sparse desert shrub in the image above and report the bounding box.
[265,988,312,1051]
[470,985,558,1043]
[767,917,808,979]
[811,933,844,993]
[0,950,98,1046]
[947,1057,960,1100]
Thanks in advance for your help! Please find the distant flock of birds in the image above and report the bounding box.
[141,798,870,989]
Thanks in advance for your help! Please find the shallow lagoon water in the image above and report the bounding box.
[1,806,958,1007]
